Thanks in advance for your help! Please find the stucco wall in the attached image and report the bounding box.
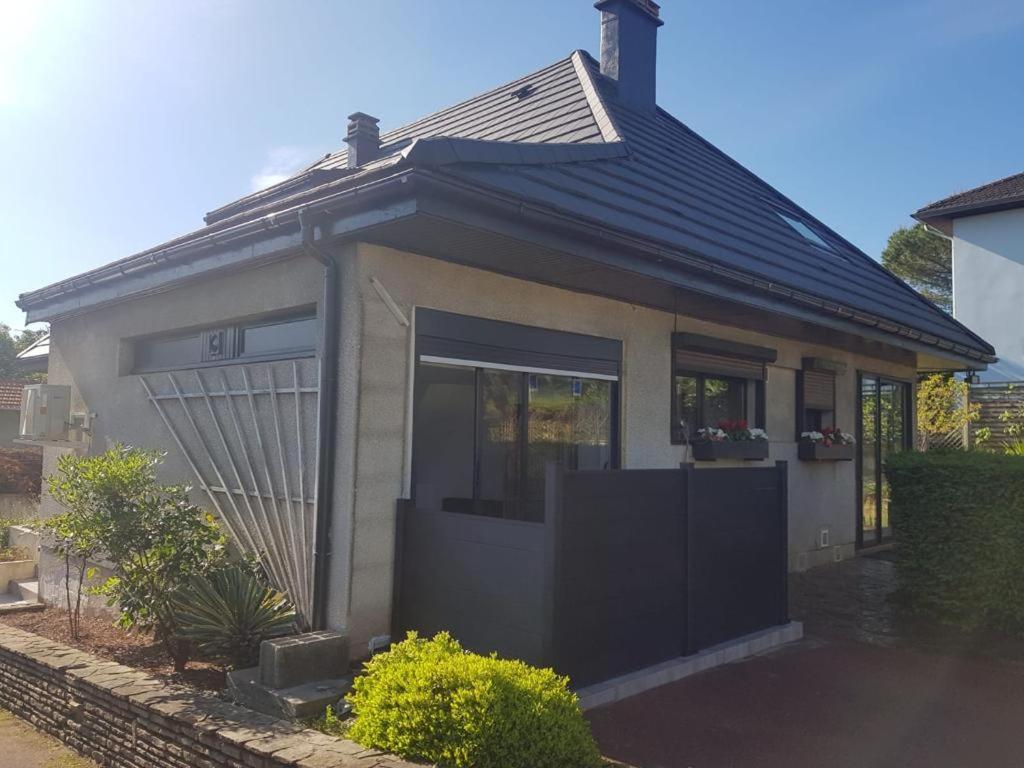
[343,243,916,650]
[41,242,916,655]
[0,410,20,448]
[952,208,1024,382]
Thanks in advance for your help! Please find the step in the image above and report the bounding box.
[16,580,39,603]
[0,591,43,614]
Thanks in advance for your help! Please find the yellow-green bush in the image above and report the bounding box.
[346,632,601,768]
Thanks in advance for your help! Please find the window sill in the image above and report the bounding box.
[691,441,770,461]
[798,443,855,461]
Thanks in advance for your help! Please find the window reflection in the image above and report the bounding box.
[413,363,616,522]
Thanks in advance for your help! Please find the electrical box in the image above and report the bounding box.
[19,384,71,442]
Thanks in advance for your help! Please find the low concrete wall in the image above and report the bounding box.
[0,623,418,768]
[38,546,117,617]
[0,560,36,592]
[0,494,38,520]
[8,525,39,563]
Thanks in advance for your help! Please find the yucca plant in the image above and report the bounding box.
[172,564,297,669]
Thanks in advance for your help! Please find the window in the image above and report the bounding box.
[775,210,834,252]
[671,333,774,443]
[412,310,621,523]
[133,310,316,373]
[797,357,845,436]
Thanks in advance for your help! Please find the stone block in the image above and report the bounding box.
[260,632,349,690]
[228,667,352,721]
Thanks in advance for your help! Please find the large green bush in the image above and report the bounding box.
[886,450,1024,632]
[346,632,601,768]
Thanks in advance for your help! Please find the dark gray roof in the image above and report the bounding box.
[915,171,1024,222]
[19,51,994,362]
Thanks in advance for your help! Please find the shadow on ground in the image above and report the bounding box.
[588,555,1024,768]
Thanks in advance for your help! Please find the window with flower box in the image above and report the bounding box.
[796,357,847,437]
[671,333,775,444]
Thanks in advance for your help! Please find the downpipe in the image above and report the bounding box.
[300,208,339,631]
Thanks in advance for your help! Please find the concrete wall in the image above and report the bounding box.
[0,410,20,448]
[0,494,38,521]
[952,208,1024,382]
[341,243,916,650]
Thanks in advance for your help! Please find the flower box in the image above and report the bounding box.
[798,442,856,461]
[692,440,770,461]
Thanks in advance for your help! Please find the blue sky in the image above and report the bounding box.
[2,0,1022,331]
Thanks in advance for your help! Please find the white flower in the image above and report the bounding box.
[748,428,768,440]
[802,431,824,442]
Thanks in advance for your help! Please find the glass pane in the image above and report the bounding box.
[703,376,746,426]
[240,316,316,357]
[879,381,908,538]
[523,374,613,522]
[413,363,476,513]
[478,370,523,519]
[675,375,699,440]
[136,334,201,371]
[860,376,878,544]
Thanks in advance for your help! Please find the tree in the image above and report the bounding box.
[882,223,952,313]
[916,374,977,449]
[0,324,47,380]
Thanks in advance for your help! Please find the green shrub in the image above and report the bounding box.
[345,632,601,768]
[309,704,349,739]
[48,444,227,668]
[886,450,1024,632]
[171,564,297,669]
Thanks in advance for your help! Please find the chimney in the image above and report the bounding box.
[595,0,663,112]
[345,112,380,168]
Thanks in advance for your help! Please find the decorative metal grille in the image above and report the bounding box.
[141,360,319,627]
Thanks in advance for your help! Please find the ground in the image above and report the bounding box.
[0,708,97,768]
[588,551,1024,768]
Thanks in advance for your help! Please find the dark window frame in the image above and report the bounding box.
[131,308,317,374]
[670,333,773,445]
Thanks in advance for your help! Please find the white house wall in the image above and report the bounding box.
[952,208,1024,381]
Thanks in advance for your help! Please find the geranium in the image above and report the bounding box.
[801,426,855,446]
[696,420,768,442]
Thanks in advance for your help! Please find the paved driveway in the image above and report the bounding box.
[588,555,1024,768]
[0,709,96,768]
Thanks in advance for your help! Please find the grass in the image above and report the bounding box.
[0,708,98,767]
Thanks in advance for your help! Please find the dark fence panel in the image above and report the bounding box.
[548,468,686,686]
[393,502,549,665]
[685,463,789,652]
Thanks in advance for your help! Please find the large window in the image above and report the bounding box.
[412,310,620,522]
[132,310,316,373]
[671,333,773,443]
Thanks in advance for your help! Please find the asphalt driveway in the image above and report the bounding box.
[588,554,1024,768]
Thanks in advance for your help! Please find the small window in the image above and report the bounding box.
[671,333,773,444]
[797,358,845,437]
[776,211,833,252]
[133,310,316,373]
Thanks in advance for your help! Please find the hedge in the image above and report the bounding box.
[886,450,1024,633]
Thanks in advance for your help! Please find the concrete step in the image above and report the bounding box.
[0,591,43,614]
[15,580,39,604]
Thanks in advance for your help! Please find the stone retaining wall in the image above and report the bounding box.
[0,624,417,768]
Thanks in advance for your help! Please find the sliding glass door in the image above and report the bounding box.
[858,374,912,547]
[413,362,618,522]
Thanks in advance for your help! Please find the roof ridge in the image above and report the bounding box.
[570,50,623,144]
[915,170,1024,215]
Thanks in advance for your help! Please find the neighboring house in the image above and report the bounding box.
[14,334,49,376]
[0,381,24,448]
[16,2,994,662]
[915,172,1024,442]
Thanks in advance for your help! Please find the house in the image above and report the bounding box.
[16,2,993,671]
[915,172,1024,441]
[14,334,49,376]
[0,381,25,448]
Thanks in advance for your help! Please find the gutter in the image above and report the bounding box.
[299,208,340,631]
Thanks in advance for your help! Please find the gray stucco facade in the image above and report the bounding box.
[38,241,917,653]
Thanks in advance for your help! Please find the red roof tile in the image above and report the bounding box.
[0,380,25,411]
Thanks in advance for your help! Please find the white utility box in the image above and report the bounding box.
[19,384,71,441]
